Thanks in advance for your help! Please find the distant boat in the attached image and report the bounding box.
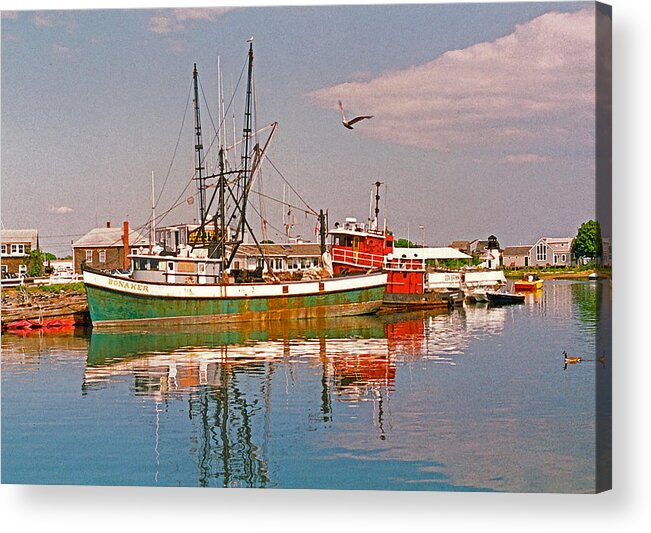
[588,272,598,280]
[514,274,543,291]
[485,290,525,306]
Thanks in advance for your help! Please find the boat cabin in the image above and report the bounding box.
[131,252,223,284]
[329,219,427,295]
[329,218,392,274]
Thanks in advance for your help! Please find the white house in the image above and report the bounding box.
[530,237,574,267]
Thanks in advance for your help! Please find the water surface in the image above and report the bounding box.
[1,280,609,492]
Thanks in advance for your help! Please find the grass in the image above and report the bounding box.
[19,282,85,294]
[503,264,611,279]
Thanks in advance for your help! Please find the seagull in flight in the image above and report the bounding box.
[338,100,373,130]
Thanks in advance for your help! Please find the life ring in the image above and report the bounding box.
[185,276,194,284]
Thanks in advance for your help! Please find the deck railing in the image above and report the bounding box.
[331,247,425,272]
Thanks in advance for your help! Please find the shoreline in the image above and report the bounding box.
[2,272,609,326]
[503,270,611,280]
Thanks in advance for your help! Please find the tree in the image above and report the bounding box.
[395,238,417,248]
[23,249,45,277]
[572,220,602,260]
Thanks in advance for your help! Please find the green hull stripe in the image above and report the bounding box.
[86,283,385,326]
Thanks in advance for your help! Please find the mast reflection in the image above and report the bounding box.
[83,316,393,487]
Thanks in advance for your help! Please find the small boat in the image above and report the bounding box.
[486,290,525,306]
[588,272,598,280]
[513,274,543,291]
[465,290,488,304]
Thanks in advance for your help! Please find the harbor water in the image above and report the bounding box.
[1,280,610,492]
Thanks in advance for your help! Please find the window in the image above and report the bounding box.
[85,250,93,262]
[1,244,6,255]
[11,244,25,255]
[18,264,27,274]
[553,254,558,264]
[561,254,566,262]
[99,250,106,263]
[536,242,547,262]
[1,265,7,273]
[131,248,139,255]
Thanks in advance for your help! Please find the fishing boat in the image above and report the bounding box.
[83,42,387,327]
[513,274,543,291]
[485,290,525,306]
[83,266,386,327]
[329,182,473,310]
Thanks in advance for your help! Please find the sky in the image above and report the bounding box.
[1,1,609,256]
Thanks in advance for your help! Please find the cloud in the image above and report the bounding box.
[49,206,74,214]
[148,8,236,34]
[504,153,550,164]
[50,43,72,56]
[32,12,55,28]
[309,7,597,155]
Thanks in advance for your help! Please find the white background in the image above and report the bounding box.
[1,1,648,531]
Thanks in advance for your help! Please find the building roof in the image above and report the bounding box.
[73,227,151,248]
[503,245,533,255]
[234,243,322,258]
[392,247,472,260]
[469,239,489,252]
[1,229,38,247]
[449,240,470,250]
[534,237,573,253]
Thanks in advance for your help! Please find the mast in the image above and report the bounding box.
[192,64,207,240]
[319,209,327,255]
[238,40,255,243]
[151,171,156,248]
[373,180,382,230]
[219,147,227,270]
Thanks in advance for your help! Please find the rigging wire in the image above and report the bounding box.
[197,57,247,175]
[154,79,194,210]
[247,189,317,217]
[263,155,318,216]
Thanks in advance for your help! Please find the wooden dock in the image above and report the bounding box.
[1,287,89,327]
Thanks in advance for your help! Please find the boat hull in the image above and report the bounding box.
[486,291,525,305]
[83,268,387,327]
[513,280,543,291]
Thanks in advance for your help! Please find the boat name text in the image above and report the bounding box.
[107,278,150,292]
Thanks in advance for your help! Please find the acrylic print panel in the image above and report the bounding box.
[0,2,611,493]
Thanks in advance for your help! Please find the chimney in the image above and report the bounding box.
[123,220,129,269]
[106,221,111,228]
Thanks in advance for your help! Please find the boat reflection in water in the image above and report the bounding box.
[83,311,480,488]
[84,316,396,487]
